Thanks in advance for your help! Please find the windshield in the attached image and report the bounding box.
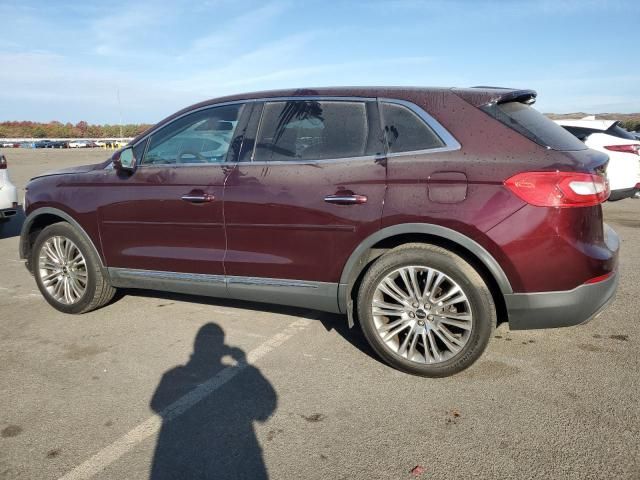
[482,102,587,151]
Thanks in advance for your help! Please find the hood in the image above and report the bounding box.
[30,162,105,180]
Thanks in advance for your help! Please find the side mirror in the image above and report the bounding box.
[112,147,136,172]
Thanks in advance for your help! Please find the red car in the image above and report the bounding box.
[19,87,619,376]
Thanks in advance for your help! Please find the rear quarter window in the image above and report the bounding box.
[381,102,445,153]
[483,102,587,151]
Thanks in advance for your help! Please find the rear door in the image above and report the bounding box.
[223,97,387,309]
[98,102,250,286]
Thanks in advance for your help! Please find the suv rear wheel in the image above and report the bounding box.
[357,243,495,377]
[32,222,115,314]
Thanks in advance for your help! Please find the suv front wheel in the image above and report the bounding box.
[357,243,496,377]
[32,222,116,314]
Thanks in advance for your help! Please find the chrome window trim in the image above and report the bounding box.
[130,96,376,150]
[379,98,461,157]
[135,162,234,170]
[126,94,460,168]
[243,154,380,167]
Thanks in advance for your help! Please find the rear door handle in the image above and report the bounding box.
[323,194,368,205]
[181,193,215,203]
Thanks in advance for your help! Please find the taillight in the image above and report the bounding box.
[504,171,610,207]
[584,272,614,285]
[604,144,640,155]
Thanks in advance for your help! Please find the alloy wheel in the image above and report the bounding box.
[371,265,473,364]
[38,236,88,305]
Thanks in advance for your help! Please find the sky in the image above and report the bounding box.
[1,0,639,124]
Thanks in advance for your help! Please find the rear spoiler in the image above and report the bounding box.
[452,87,537,107]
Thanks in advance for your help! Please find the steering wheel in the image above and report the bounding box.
[177,150,207,163]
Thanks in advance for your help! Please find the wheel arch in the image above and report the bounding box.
[338,223,512,326]
[19,207,105,273]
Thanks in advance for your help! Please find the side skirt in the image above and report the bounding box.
[108,268,341,314]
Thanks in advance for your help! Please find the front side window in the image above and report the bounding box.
[142,104,244,165]
[381,102,445,154]
[254,100,369,161]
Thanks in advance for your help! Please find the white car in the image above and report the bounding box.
[0,154,19,224]
[555,117,640,200]
[68,140,91,148]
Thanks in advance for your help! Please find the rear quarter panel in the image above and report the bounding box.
[383,91,611,293]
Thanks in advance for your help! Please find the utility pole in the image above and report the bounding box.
[117,87,123,139]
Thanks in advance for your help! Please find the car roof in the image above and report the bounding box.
[130,86,536,145]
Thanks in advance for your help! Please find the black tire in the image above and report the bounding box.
[357,243,496,377]
[31,222,116,314]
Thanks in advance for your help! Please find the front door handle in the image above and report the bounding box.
[181,193,215,203]
[323,194,368,205]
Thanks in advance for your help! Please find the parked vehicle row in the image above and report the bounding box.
[19,86,620,377]
[0,139,129,149]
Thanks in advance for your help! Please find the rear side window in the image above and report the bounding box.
[381,102,444,153]
[254,100,369,161]
[483,102,587,151]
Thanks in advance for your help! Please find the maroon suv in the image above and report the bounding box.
[19,87,619,376]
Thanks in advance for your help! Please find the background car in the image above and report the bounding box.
[0,154,19,225]
[555,117,640,200]
[34,139,53,148]
[68,140,91,148]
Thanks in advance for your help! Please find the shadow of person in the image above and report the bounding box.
[149,323,276,480]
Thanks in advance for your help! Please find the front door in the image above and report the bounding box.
[97,102,249,282]
[223,98,387,309]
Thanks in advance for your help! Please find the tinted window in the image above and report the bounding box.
[254,100,369,161]
[382,102,444,153]
[483,102,586,151]
[142,104,244,165]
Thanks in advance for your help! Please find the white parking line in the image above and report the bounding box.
[57,317,312,480]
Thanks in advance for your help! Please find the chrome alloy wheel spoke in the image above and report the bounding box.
[371,265,473,364]
[38,236,88,305]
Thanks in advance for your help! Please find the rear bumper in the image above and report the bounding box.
[505,271,618,330]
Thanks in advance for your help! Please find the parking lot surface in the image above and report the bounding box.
[1,149,638,479]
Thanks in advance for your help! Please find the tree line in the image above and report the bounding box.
[620,120,640,132]
[1,117,638,139]
[0,121,152,139]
